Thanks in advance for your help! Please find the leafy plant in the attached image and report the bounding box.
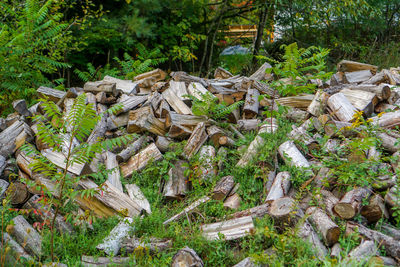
[262,42,332,97]
[74,63,120,82]
[20,94,132,261]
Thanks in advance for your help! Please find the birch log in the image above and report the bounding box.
[243,89,260,119]
[333,187,371,219]
[306,207,340,246]
[198,145,217,181]
[96,218,133,256]
[278,141,311,172]
[200,216,254,241]
[327,93,357,122]
[265,172,291,203]
[105,151,123,192]
[307,90,329,117]
[125,184,151,214]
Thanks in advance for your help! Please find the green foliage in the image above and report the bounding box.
[187,92,244,121]
[74,63,120,82]
[219,54,252,75]
[263,43,332,96]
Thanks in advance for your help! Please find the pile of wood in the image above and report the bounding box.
[1,60,400,265]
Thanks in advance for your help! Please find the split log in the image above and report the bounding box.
[2,232,32,261]
[16,150,34,178]
[157,100,170,118]
[197,146,216,181]
[218,136,235,147]
[333,187,371,219]
[230,203,271,219]
[165,113,208,130]
[171,247,204,267]
[127,105,166,135]
[337,60,378,73]
[268,197,301,229]
[212,176,235,201]
[84,81,116,95]
[121,237,172,254]
[288,124,317,150]
[7,182,29,205]
[348,240,376,260]
[341,88,377,117]
[331,243,341,258]
[120,143,162,177]
[346,221,400,258]
[8,215,41,257]
[134,69,166,82]
[41,149,92,176]
[265,171,291,203]
[371,110,400,129]
[223,192,241,210]
[162,89,192,115]
[30,173,60,198]
[306,207,340,246]
[237,119,260,131]
[81,255,130,267]
[278,141,311,172]
[169,81,189,103]
[96,218,133,256]
[214,67,233,79]
[87,104,108,145]
[95,92,116,105]
[243,89,260,119]
[249,62,273,81]
[182,122,208,159]
[207,125,225,147]
[277,94,314,110]
[116,135,146,163]
[23,195,73,234]
[327,93,357,122]
[297,221,328,260]
[360,195,389,223]
[0,120,33,157]
[343,70,373,84]
[163,160,189,200]
[105,151,122,192]
[107,112,129,130]
[113,95,147,115]
[0,179,9,200]
[168,124,192,139]
[125,184,151,214]
[163,196,210,225]
[346,84,391,101]
[103,75,137,95]
[13,99,32,118]
[200,216,254,241]
[285,107,308,122]
[187,82,211,100]
[307,90,329,117]
[37,86,66,103]
[155,136,172,152]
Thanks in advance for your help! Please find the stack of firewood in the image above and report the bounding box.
[1,59,400,266]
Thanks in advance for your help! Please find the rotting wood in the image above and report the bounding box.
[213,175,235,201]
[81,255,130,267]
[163,160,189,200]
[243,88,260,119]
[127,105,166,135]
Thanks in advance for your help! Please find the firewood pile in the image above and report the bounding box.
[1,59,400,265]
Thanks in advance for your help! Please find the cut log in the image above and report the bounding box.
[157,100,170,118]
[162,88,192,115]
[288,124,317,150]
[307,90,329,117]
[265,171,291,203]
[96,218,133,256]
[314,189,338,217]
[121,236,172,254]
[278,141,311,172]
[207,125,225,147]
[13,99,32,118]
[346,221,400,258]
[341,88,377,117]
[182,122,208,159]
[116,135,146,163]
[168,124,192,139]
[187,82,211,100]
[232,257,260,267]
[348,240,376,260]
[37,86,66,103]
[223,193,241,210]
[331,243,341,258]
[169,80,189,103]
[30,173,60,198]
[306,207,340,247]
[380,223,400,240]
[163,160,189,200]
[0,120,33,157]
[155,136,172,153]
[230,203,271,219]
[165,113,208,130]
[2,232,32,261]
[217,146,228,172]
[127,105,166,135]
[81,255,130,267]
[346,84,391,101]
[84,81,116,95]
[371,110,400,129]
[0,179,9,200]
[237,119,260,132]
[212,176,235,200]
[360,194,389,223]
[227,107,240,124]
[171,247,204,267]
[249,62,273,81]
[337,60,378,73]
[125,184,151,214]
[243,89,260,119]
[218,136,235,147]
[134,69,167,82]
[214,67,233,79]
[297,221,328,260]
[7,182,29,205]
[327,93,357,122]
[41,149,92,176]
[22,195,73,234]
[343,70,373,84]
[163,196,210,225]
[113,95,147,115]
[384,185,399,209]
[200,216,254,241]
[105,151,122,192]
[103,75,137,95]
[95,92,117,105]
[268,197,301,229]
[277,94,314,110]
[16,150,34,178]
[333,187,371,219]
[120,143,163,177]
[197,145,217,181]
[8,215,42,257]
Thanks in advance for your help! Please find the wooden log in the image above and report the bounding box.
[81,255,130,267]
[197,145,217,181]
[22,195,73,234]
[216,146,228,172]
[156,99,170,119]
[265,172,291,203]
[344,70,373,84]
[155,136,172,153]
[182,122,208,159]
[230,203,271,220]
[163,196,210,225]
[201,216,254,241]
[237,119,260,132]
[346,221,400,258]
[13,99,32,118]
[232,257,259,267]
[307,90,329,117]
[371,110,400,129]
[306,207,340,246]
[120,143,163,177]
[116,135,146,163]
[113,95,147,115]
[212,176,235,200]
[103,75,137,94]
[16,150,34,178]
[370,256,398,266]
[277,94,314,110]
[134,69,166,82]
[125,184,151,214]
[127,105,166,135]
[297,220,328,260]
[0,179,9,200]
[169,80,189,103]
[168,124,192,139]
[380,223,400,240]
[218,136,235,147]
[96,218,133,256]
[7,182,29,205]
[87,104,108,145]
[348,240,376,261]
[187,82,211,100]
[121,236,172,255]
[2,232,32,261]
[37,86,66,103]
[278,141,311,171]
[84,81,116,95]
[288,124,317,150]
[314,189,338,217]
[327,93,357,122]
[331,243,341,258]
[162,88,192,115]
[95,92,116,105]
[333,187,371,219]
[165,113,208,130]
[384,185,399,209]
[207,125,225,147]
[0,120,33,157]
[163,160,189,200]
[29,173,60,198]
[268,197,301,229]
[249,62,273,81]
[41,149,92,176]
[341,88,377,117]
[360,195,389,223]
[227,107,240,124]
[223,193,241,210]
[8,215,41,257]
[172,247,204,267]
[337,60,378,73]
[105,151,123,192]
[346,84,391,101]
[243,89,260,119]
[0,118,6,131]
[214,67,233,79]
